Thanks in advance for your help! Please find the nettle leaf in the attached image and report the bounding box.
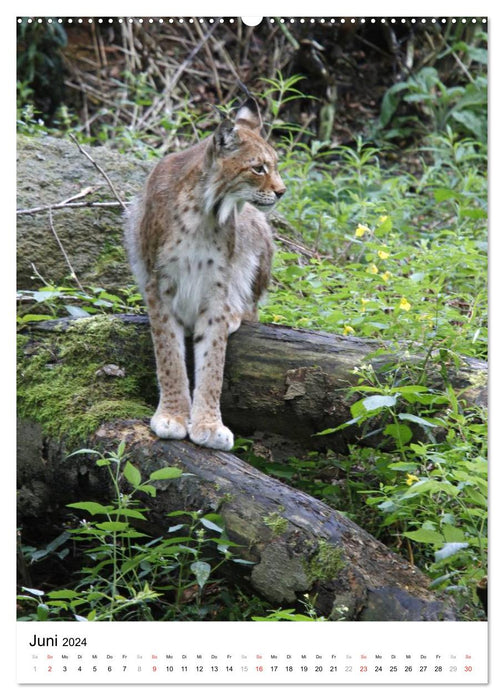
[384,422,413,445]
[65,305,90,318]
[397,413,437,427]
[434,543,469,562]
[136,484,156,497]
[149,466,184,481]
[442,524,467,542]
[21,586,45,597]
[361,394,397,413]
[95,521,129,532]
[67,501,113,515]
[32,290,62,302]
[46,589,80,599]
[199,515,224,533]
[108,508,147,520]
[403,528,444,545]
[190,561,211,589]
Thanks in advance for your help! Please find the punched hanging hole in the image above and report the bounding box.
[241,16,263,26]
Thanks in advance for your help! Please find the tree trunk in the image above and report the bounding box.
[17,416,457,621]
[20,314,487,450]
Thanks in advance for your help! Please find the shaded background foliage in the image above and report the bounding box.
[17,16,487,151]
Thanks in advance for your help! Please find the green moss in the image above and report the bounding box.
[263,512,289,536]
[17,315,155,448]
[307,540,345,582]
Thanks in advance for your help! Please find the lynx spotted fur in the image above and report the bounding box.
[125,97,285,450]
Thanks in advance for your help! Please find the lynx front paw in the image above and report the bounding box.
[150,412,188,440]
[189,421,234,451]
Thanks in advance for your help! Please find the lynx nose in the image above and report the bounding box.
[275,187,286,200]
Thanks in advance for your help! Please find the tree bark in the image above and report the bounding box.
[17,416,457,621]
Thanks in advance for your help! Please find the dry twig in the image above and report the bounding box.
[68,133,127,211]
[48,208,86,293]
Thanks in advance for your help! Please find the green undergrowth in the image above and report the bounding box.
[262,133,487,364]
[17,442,264,622]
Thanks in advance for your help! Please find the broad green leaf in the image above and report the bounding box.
[67,501,112,515]
[21,586,45,597]
[403,528,444,545]
[123,461,142,487]
[433,188,457,202]
[37,604,50,620]
[18,314,54,322]
[95,521,129,532]
[442,524,467,542]
[395,385,430,395]
[384,422,413,445]
[65,305,90,318]
[149,466,184,480]
[108,508,147,520]
[363,394,397,411]
[32,290,62,302]
[351,394,397,419]
[47,589,80,599]
[137,484,156,497]
[199,517,224,533]
[397,413,437,427]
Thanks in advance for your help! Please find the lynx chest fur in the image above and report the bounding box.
[125,97,285,451]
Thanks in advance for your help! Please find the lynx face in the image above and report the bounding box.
[204,100,286,225]
[125,96,284,451]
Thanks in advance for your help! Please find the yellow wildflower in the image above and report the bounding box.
[343,325,355,336]
[361,298,370,312]
[355,224,370,238]
[367,262,379,274]
[399,297,411,312]
[406,473,420,486]
[378,215,389,223]
[381,271,392,282]
[378,249,390,260]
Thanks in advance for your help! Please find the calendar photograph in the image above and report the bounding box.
[16,13,488,684]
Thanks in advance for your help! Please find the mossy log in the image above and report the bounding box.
[18,314,487,451]
[17,416,456,621]
[17,314,484,620]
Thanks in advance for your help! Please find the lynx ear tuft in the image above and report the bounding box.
[235,97,262,131]
[213,118,241,153]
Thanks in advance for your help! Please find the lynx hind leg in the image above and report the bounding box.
[146,285,191,440]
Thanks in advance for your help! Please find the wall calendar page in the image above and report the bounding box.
[16,8,489,692]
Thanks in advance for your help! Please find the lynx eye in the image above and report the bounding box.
[251,163,267,175]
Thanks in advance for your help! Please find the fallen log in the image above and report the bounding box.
[18,314,487,451]
[17,416,457,621]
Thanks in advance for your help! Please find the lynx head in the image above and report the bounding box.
[205,97,286,224]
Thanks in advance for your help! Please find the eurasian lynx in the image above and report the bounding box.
[125,97,285,451]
